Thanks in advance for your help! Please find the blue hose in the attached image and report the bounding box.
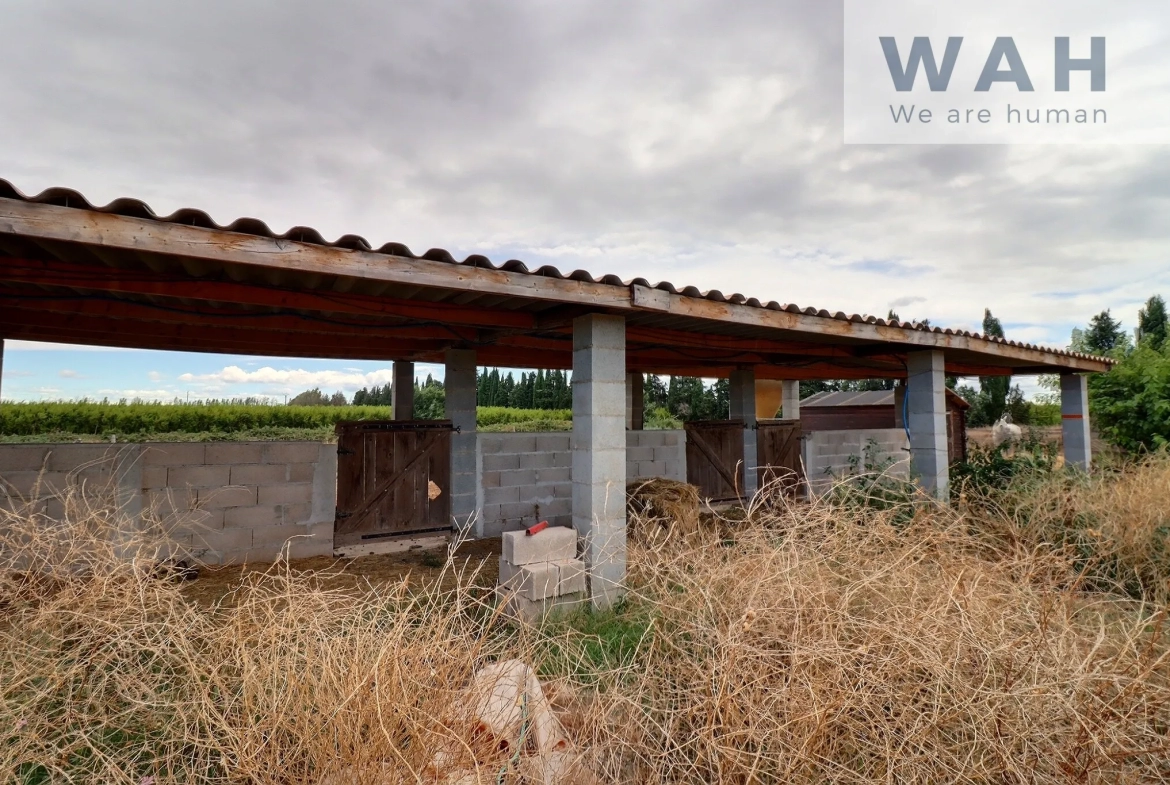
[902,383,911,443]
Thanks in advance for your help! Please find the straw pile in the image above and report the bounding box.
[625,477,703,544]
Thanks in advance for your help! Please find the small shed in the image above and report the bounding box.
[801,388,969,463]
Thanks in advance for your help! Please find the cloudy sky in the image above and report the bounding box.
[2,0,1167,402]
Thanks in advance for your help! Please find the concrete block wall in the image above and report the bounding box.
[802,428,910,494]
[626,430,685,483]
[2,429,689,559]
[142,441,337,565]
[476,430,686,538]
[0,443,142,522]
[478,433,573,537]
[0,441,336,566]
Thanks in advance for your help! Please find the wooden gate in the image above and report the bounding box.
[684,420,745,502]
[756,419,803,496]
[334,420,453,548]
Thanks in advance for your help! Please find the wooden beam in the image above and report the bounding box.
[0,199,631,307]
[0,293,482,343]
[0,256,536,329]
[0,199,1111,373]
[0,310,451,359]
[627,285,1112,373]
[626,325,853,358]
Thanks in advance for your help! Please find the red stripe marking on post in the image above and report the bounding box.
[1061,414,1084,420]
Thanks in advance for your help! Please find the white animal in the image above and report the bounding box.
[991,414,1023,448]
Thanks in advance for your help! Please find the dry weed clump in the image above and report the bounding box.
[969,451,1170,602]
[3,464,1170,783]
[584,487,1170,782]
[1,472,523,784]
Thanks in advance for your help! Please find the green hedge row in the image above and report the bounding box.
[0,402,572,437]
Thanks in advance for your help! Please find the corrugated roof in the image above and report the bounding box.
[802,388,970,409]
[0,178,1109,366]
[803,390,897,408]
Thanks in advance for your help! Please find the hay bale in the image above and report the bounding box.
[626,478,702,544]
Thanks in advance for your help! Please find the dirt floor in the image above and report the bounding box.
[180,537,502,607]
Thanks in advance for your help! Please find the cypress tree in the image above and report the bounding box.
[1138,295,1167,349]
[979,309,1010,423]
[1084,310,1127,354]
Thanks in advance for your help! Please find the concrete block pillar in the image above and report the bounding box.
[626,372,644,430]
[782,380,801,420]
[392,361,414,420]
[906,350,948,499]
[445,349,478,530]
[572,314,627,608]
[1061,374,1092,470]
[729,367,758,498]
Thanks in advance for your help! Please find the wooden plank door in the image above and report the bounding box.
[334,420,453,547]
[684,420,745,502]
[756,419,803,496]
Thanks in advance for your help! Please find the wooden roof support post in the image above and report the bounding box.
[626,371,644,431]
[572,314,627,609]
[392,361,414,420]
[0,338,5,403]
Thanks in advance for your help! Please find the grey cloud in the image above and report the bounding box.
[0,0,1166,349]
[889,296,928,309]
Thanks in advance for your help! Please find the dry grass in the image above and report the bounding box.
[967,451,1170,603]
[3,459,1170,783]
[624,478,703,544]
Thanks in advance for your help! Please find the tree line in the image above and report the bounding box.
[286,295,1170,449]
[476,368,572,410]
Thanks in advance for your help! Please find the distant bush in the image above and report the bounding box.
[0,401,390,437]
[644,406,682,430]
[475,407,571,428]
[1027,401,1061,426]
[951,431,1061,495]
[287,388,349,406]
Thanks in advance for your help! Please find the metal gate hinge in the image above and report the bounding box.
[336,511,352,519]
[337,447,355,456]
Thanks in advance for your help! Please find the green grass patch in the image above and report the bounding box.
[535,600,656,684]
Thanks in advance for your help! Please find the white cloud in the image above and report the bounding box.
[178,365,396,394]
[58,369,81,379]
[147,371,164,382]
